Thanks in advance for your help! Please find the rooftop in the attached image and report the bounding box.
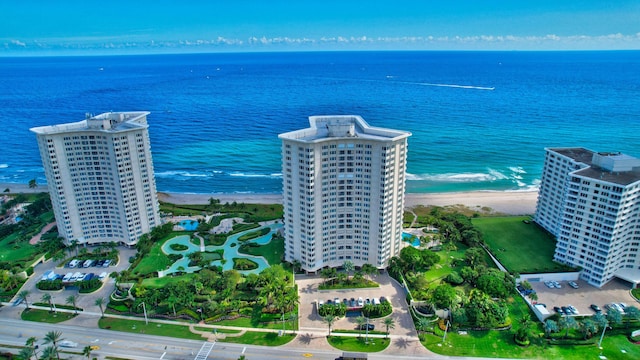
[30,111,149,135]
[279,115,410,143]
[549,147,640,186]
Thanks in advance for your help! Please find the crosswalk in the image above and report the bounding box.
[194,341,215,360]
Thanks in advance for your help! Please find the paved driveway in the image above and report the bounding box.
[13,246,137,313]
[296,273,417,337]
[531,278,639,316]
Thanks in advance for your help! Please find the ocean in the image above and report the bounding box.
[1,51,639,194]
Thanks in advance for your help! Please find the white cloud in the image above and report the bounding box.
[3,32,640,54]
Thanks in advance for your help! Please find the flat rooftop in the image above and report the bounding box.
[30,111,149,135]
[550,147,640,186]
[279,115,410,143]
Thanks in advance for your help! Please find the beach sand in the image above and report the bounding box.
[157,190,537,216]
[1,182,537,216]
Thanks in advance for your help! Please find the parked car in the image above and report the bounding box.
[103,259,111,267]
[357,297,364,307]
[553,306,562,314]
[96,259,105,267]
[553,281,561,288]
[380,296,388,303]
[561,306,570,315]
[590,304,602,313]
[568,305,578,314]
[359,324,375,331]
[568,281,579,289]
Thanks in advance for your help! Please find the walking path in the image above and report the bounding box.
[28,221,56,245]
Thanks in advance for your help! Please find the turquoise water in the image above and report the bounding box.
[161,223,282,275]
[178,220,199,231]
[3,52,639,195]
[402,232,420,247]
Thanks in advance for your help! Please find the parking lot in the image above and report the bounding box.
[531,278,639,317]
[296,272,418,337]
[13,246,137,311]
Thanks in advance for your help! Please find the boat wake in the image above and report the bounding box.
[420,82,495,90]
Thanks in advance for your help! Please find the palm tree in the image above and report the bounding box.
[320,268,333,286]
[95,298,105,317]
[66,295,78,315]
[82,345,92,359]
[342,260,354,282]
[544,319,558,337]
[17,290,30,309]
[416,317,431,335]
[43,331,63,360]
[41,293,54,312]
[383,317,396,339]
[18,346,34,360]
[40,346,57,360]
[361,263,377,281]
[355,316,367,337]
[24,336,38,360]
[323,315,336,336]
[559,316,577,339]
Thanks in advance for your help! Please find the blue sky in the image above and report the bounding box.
[2,1,640,55]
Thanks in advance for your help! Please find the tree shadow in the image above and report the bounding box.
[298,333,313,345]
[394,337,410,349]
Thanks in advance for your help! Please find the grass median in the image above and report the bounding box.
[98,317,203,340]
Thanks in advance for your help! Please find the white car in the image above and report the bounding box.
[59,340,78,348]
[357,297,364,307]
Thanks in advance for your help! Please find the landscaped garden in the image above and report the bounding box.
[400,205,640,359]
[0,193,65,301]
[104,200,299,341]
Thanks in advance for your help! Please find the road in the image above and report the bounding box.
[0,318,344,360]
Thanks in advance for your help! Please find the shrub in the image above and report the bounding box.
[444,272,464,285]
[26,267,34,276]
[169,243,188,251]
[36,279,63,291]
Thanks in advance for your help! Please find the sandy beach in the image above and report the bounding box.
[2,182,537,216]
[157,190,538,216]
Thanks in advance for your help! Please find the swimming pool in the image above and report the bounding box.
[178,220,199,231]
[160,223,282,276]
[402,232,420,247]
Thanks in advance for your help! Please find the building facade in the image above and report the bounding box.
[279,115,411,273]
[535,147,640,287]
[31,112,161,246]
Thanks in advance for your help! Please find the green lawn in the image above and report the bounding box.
[423,331,639,360]
[219,331,295,346]
[238,236,284,265]
[98,317,203,340]
[472,216,571,274]
[132,234,186,275]
[141,273,193,288]
[211,315,297,330]
[21,308,77,323]
[327,335,390,352]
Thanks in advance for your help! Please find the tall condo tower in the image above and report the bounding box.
[535,147,640,288]
[279,115,411,273]
[31,112,161,246]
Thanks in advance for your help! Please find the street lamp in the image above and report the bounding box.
[138,302,148,325]
[442,320,450,344]
[598,321,609,349]
[365,317,370,344]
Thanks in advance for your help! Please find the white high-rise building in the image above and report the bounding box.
[279,115,411,273]
[31,112,161,246]
[535,147,640,288]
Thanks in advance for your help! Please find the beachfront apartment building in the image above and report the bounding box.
[535,147,640,288]
[279,115,411,273]
[31,112,161,246]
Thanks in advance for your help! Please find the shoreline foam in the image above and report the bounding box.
[1,182,537,216]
